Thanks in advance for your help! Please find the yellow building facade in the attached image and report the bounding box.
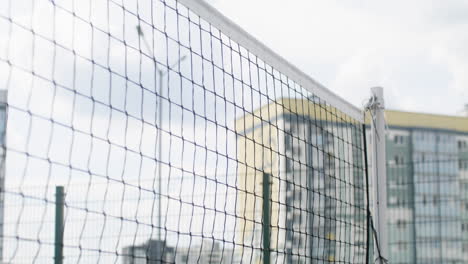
[235,98,368,263]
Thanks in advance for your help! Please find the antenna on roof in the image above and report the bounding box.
[459,104,468,117]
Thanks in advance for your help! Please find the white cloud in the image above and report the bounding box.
[208,0,468,115]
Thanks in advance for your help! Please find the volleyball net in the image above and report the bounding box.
[0,0,369,262]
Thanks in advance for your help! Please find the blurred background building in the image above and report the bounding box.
[122,239,239,264]
[122,240,175,264]
[235,98,468,264]
[383,110,468,264]
[174,240,238,263]
[457,104,468,117]
[235,98,367,263]
[120,99,468,264]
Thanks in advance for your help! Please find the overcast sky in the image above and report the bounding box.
[207,0,468,116]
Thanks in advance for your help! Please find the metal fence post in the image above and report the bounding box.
[370,87,388,263]
[262,172,271,264]
[55,186,65,264]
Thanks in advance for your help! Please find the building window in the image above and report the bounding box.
[394,135,404,144]
[324,132,334,146]
[459,140,467,150]
[394,155,404,166]
[463,243,468,252]
[292,146,301,156]
[459,160,468,170]
[398,197,405,206]
[285,134,292,150]
[397,242,407,251]
[462,223,468,231]
[286,158,293,172]
[396,220,406,229]
[462,182,468,189]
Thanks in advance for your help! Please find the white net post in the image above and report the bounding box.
[370,87,388,263]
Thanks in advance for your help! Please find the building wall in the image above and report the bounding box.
[457,135,468,263]
[386,128,468,264]
[386,129,416,264]
[236,100,468,264]
[236,104,367,263]
[236,117,285,263]
[122,240,176,264]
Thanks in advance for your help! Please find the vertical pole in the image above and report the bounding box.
[136,25,163,243]
[362,124,371,264]
[54,186,65,264]
[157,69,163,242]
[136,26,185,245]
[370,87,388,263]
[262,173,271,264]
[0,96,8,263]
